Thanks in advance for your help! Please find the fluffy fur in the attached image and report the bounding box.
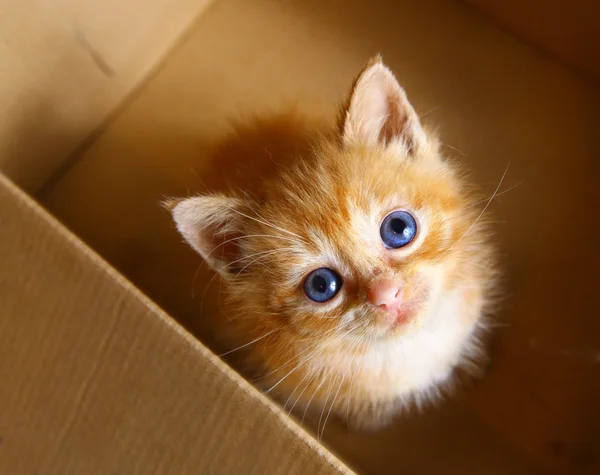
[168,56,497,433]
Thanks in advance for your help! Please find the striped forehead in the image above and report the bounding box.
[299,193,386,275]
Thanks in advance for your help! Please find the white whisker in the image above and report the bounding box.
[317,369,338,441]
[205,234,301,262]
[419,104,441,119]
[263,342,324,394]
[254,340,322,383]
[199,248,287,308]
[464,179,523,210]
[283,369,314,413]
[233,248,294,281]
[302,375,328,425]
[260,322,358,391]
[191,260,204,299]
[255,325,343,382]
[436,163,510,262]
[441,143,465,156]
[286,371,319,417]
[320,370,346,441]
[346,333,369,423]
[219,329,278,357]
[320,337,362,440]
[226,206,307,242]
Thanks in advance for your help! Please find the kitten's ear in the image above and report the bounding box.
[169,195,247,276]
[340,56,427,154]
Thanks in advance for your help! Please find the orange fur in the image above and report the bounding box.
[169,57,497,432]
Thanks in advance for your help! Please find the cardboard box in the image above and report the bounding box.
[1,0,599,473]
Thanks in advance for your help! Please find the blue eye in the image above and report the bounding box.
[304,268,343,303]
[380,211,417,249]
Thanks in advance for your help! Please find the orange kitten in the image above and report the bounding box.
[168,57,496,431]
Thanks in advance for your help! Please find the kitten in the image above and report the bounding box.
[168,56,496,432]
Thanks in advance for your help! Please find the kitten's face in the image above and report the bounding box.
[172,57,476,348]
[226,142,467,343]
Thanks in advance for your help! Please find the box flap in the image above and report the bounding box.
[0,173,350,475]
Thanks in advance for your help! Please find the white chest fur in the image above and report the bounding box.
[347,289,480,402]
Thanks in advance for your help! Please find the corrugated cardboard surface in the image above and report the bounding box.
[41,0,600,473]
[0,0,212,193]
[0,173,350,475]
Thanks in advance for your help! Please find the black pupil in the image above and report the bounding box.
[312,275,327,293]
[390,218,407,235]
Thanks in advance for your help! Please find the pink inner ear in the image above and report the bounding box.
[349,74,407,147]
[342,59,426,153]
[362,70,411,147]
[171,195,250,275]
[379,88,407,146]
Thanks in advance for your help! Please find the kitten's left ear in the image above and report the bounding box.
[340,56,427,154]
[167,194,248,276]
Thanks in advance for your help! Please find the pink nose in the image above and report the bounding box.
[367,279,404,312]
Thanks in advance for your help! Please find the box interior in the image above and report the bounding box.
[466,0,600,81]
[3,0,600,473]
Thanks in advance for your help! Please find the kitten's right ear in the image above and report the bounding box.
[168,195,247,276]
[340,55,427,154]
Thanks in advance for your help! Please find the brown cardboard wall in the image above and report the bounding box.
[467,0,600,80]
[0,173,350,475]
[0,0,212,193]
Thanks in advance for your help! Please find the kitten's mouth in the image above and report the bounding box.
[372,284,429,333]
[376,302,419,329]
[392,305,417,326]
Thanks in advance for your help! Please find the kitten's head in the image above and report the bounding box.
[171,57,484,345]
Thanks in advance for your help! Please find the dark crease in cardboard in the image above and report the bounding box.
[73,27,115,77]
